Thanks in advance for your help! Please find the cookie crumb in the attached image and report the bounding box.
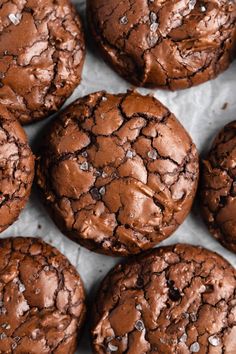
[221,102,228,110]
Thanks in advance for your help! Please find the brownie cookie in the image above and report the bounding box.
[0,106,34,233]
[0,237,86,353]
[87,0,236,90]
[0,0,85,124]
[92,244,236,354]
[201,121,236,254]
[36,91,199,256]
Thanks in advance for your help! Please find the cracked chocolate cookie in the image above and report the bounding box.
[201,121,236,254]
[0,237,86,353]
[0,0,85,124]
[87,0,236,89]
[92,244,236,354]
[0,106,34,233]
[36,91,199,256]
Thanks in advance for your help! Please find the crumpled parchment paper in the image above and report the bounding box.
[2,1,236,352]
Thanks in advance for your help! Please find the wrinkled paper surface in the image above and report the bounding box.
[2,1,236,352]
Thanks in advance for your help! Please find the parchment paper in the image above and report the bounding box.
[2,1,236,352]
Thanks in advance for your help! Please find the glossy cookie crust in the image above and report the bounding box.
[87,0,236,89]
[37,91,199,256]
[92,244,236,354]
[201,121,236,254]
[0,106,34,232]
[0,0,85,124]
[0,237,86,353]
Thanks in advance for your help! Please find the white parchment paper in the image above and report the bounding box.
[2,1,236,352]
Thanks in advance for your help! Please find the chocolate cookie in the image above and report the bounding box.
[0,1,85,124]
[0,107,34,233]
[201,121,236,254]
[87,0,236,90]
[92,244,236,353]
[36,91,199,256]
[0,237,86,353]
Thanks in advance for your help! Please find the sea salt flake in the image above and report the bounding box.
[190,313,197,322]
[8,13,22,26]
[150,12,157,23]
[135,320,144,331]
[99,186,106,195]
[120,16,128,25]
[148,149,158,160]
[200,4,206,12]
[31,329,40,340]
[102,96,107,101]
[183,312,189,319]
[0,307,6,315]
[0,332,7,340]
[21,301,30,313]
[148,32,158,46]
[179,333,187,343]
[19,282,25,293]
[44,266,49,272]
[136,304,142,311]
[199,284,206,292]
[126,150,134,158]
[150,22,159,32]
[94,170,101,177]
[190,342,200,352]
[81,151,88,158]
[189,0,197,10]
[12,343,17,350]
[108,342,118,351]
[208,335,221,347]
[80,162,89,171]
[1,323,10,329]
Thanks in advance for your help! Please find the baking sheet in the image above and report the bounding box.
[2,0,236,352]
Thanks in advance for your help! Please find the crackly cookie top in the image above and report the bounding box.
[0,106,34,232]
[37,91,199,256]
[201,121,236,254]
[92,244,236,354]
[0,237,86,353]
[88,0,236,89]
[0,0,85,124]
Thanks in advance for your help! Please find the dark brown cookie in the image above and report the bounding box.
[87,0,236,90]
[0,0,85,124]
[92,244,236,354]
[0,237,86,353]
[201,121,236,254]
[36,91,199,256]
[0,106,34,232]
